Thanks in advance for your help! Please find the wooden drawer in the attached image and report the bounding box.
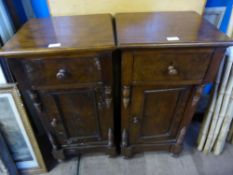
[132,49,213,84]
[22,57,102,88]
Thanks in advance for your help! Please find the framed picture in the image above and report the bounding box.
[0,84,47,174]
[0,158,9,175]
[0,58,14,83]
[0,131,19,175]
[204,7,226,28]
[0,60,7,84]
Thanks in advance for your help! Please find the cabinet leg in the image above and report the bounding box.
[107,128,117,157]
[123,152,133,159]
[52,149,65,162]
[121,129,133,158]
[171,126,186,157]
[107,147,117,157]
[121,147,133,158]
[171,144,183,157]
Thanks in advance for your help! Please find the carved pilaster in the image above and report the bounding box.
[27,90,61,159]
[177,127,187,145]
[108,128,114,147]
[105,86,112,108]
[191,85,204,106]
[122,129,128,147]
[28,90,42,112]
[122,86,130,109]
[48,133,58,150]
[24,62,34,73]
[94,57,101,70]
[171,126,187,157]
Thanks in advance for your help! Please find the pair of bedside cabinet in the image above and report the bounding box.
[0,11,232,161]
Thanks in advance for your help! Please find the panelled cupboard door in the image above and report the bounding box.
[128,86,191,145]
[39,85,113,147]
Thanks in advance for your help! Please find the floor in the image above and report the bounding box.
[40,124,233,175]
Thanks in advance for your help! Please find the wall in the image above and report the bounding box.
[47,0,207,16]
[227,11,233,37]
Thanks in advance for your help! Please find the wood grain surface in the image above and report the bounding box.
[0,14,115,57]
[115,11,233,48]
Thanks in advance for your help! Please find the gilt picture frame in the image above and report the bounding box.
[0,158,9,175]
[0,58,14,83]
[0,131,19,175]
[0,84,47,174]
[0,60,7,84]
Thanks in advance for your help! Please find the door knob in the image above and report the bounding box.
[168,65,178,75]
[56,69,67,80]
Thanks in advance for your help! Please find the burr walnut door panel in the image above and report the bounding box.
[39,85,113,146]
[129,86,191,145]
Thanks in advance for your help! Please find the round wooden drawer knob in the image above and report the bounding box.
[168,65,178,75]
[56,69,67,80]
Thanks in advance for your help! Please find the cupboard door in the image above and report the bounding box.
[39,85,113,146]
[129,86,191,144]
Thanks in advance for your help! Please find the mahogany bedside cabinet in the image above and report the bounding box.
[115,11,233,157]
[0,14,116,161]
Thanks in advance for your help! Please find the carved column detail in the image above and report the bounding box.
[122,86,130,109]
[94,57,101,70]
[176,127,187,145]
[48,133,58,150]
[122,129,128,147]
[28,90,42,112]
[24,62,34,73]
[95,82,105,110]
[108,128,114,147]
[27,90,60,155]
[105,86,112,108]
[191,85,204,106]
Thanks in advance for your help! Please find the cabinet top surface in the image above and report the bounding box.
[0,14,115,57]
[115,11,233,48]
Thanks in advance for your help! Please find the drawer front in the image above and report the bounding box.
[22,57,102,88]
[132,49,213,84]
